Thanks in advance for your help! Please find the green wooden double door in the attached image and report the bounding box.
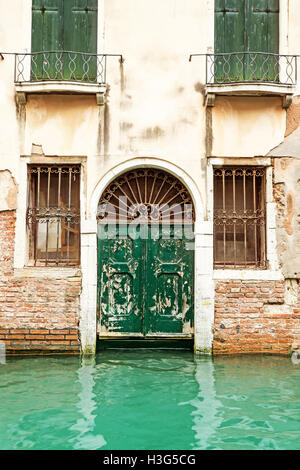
[98,226,194,338]
[215,0,279,82]
[31,0,97,80]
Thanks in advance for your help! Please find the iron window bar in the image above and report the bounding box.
[27,165,81,267]
[189,52,297,86]
[213,167,266,270]
[14,52,124,84]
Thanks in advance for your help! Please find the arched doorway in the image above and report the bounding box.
[97,168,195,340]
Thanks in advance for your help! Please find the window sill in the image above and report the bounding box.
[15,81,107,105]
[213,269,283,281]
[205,82,294,108]
[14,266,82,279]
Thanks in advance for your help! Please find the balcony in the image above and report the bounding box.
[14,51,123,104]
[190,52,297,108]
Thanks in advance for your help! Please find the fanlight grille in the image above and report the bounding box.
[97,169,195,223]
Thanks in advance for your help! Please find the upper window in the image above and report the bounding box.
[214,0,279,82]
[213,167,266,269]
[31,0,98,81]
[27,165,81,266]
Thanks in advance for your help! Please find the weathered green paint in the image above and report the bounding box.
[31,0,97,80]
[215,0,279,81]
[215,0,245,81]
[32,0,64,79]
[245,0,279,81]
[98,225,194,338]
[98,225,143,334]
[145,225,194,335]
[63,0,97,80]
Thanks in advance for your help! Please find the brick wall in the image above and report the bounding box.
[214,280,300,355]
[3,210,300,355]
[0,211,81,353]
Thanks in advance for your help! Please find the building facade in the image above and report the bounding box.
[1,0,300,355]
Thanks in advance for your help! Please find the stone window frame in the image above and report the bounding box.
[213,165,267,270]
[207,157,283,281]
[14,155,87,274]
[26,164,81,267]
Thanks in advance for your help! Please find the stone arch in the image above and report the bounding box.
[90,158,204,226]
[80,158,214,355]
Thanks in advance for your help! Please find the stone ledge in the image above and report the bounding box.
[205,83,295,108]
[13,267,82,279]
[15,81,107,105]
[213,270,284,281]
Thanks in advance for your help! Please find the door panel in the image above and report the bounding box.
[145,226,194,336]
[97,169,195,339]
[98,224,194,337]
[98,227,143,335]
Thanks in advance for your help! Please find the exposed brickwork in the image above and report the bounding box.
[0,211,81,353]
[0,328,80,353]
[273,183,285,218]
[285,96,300,137]
[3,210,300,355]
[214,280,300,355]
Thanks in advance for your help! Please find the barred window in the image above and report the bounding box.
[213,167,266,269]
[27,165,81,266]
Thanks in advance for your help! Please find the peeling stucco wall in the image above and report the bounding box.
[0,170,17,211]
[269,97,300,279]
[285,96,300,137]
[274,158,300,278]
[212,96,286,157]
[24,95,99,156]
[2,0,300,354]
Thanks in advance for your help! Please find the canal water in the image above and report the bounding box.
[0,351,300,450]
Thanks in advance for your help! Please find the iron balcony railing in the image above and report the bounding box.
[14,51,123,84]
[190,52,297,86]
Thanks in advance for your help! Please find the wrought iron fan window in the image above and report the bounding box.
[27,165,81,266]
[97,169,195,223]
[213,167,266,269]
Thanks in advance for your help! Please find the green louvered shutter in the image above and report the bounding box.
[63,0,98,81]
[32,0,97,81]
[245,0,279,81]
[214,0,279,82]
[214,0,245,82]
[31,0,63,79]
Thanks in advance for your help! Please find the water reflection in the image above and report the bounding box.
[190,358,222,450]
[0,353,300,450]
[69,356,106,450]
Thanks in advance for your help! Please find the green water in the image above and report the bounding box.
[0,351,300,450]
